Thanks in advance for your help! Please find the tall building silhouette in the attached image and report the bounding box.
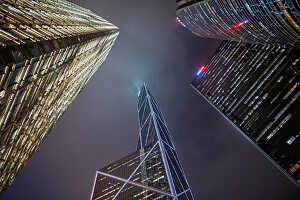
[176,0,300,48]
[191,40,300,187]
[91,84,193,200]
[0,0,119,194]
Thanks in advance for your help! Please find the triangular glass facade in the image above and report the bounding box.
[116,184,170,200]
[91,143,174,200]
[91,84,193,200]
[137,84,193,199]
[129,144,171,193]
[99,146,150,180]
[91,174,124,200]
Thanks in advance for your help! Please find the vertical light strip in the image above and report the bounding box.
[162,145,186,194]
[90,172,99,200]
[144,86,177,196]
[137,90,144,150]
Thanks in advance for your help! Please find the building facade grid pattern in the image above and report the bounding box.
[191,40,300,187]
[0,0,119,194]
[176,0,300,48]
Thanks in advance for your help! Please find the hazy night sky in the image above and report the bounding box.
[2,0,300,199]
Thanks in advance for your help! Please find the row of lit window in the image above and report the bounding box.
[177,0,300,48]
[193,41,299,147]
[0,34,116,191]
[0,2,115,46]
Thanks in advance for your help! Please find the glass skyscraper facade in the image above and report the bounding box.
[0,0,119,194]
[91,84,193,200]
[176,0,300,48]
[191,40,300,187]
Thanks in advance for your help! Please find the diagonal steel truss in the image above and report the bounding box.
[90,84,194,200]
[90,141,175,200]
[136,84,194,200]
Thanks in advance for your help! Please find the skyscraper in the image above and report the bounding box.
[0,0,119,194]
[191,40,300,187]
[176,0,300,48]
[90,84,193,200]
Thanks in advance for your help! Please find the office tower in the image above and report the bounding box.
[191,40,300,186]
[91,84,193,200]
[0,0,119,194]
[175,0,300,48]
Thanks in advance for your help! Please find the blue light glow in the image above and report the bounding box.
[234,19,250,28]
[176,17,186,27]
[196,65,206,76]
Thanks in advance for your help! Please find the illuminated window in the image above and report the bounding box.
[286,136,296,145]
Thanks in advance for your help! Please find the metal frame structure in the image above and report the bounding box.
[136,84,193,199]
[91,142,175,200]
[90,84,194,200]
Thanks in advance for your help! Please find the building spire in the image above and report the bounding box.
[137,84,194,199]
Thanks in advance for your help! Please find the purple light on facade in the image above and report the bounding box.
[234,19,250,28]
[176,17,186,27]
[196,65,206,76]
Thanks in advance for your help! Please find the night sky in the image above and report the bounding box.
[2,0,300,199]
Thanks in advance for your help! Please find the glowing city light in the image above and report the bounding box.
[196,65,206,76]
[176,17,186,27]
[234,19,250,28]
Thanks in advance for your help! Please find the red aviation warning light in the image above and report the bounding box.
[176,17,186,27]
[197,65,206,76]
[234,20,250,28]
